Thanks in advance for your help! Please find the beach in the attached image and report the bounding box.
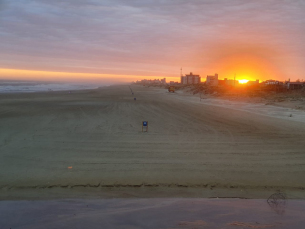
[1,85,305,200]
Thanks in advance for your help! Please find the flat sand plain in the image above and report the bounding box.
[1,85,305,199]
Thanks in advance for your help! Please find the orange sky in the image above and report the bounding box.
[0,68,176,84]
[0,1,304,83]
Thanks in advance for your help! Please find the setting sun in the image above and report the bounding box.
[239,79,249,84]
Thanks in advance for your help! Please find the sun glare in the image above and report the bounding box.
[239,79,249,84]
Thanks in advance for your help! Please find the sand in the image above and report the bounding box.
[0,85,305,199]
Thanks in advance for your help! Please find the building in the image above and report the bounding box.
[261,80,285,91]
[263,80,281,85]
[206,74,218,86]
[218,78,239,86]
[181,76,187,84]
[181,72,201,85]
[286,81,305,90]
[136,78,167,85]
[224,78,239,86]
[246,80,259,86]
[170,81,179,85]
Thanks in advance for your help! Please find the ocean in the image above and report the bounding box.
[0,80,102,93]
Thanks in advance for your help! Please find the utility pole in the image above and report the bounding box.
[234,74,236,87]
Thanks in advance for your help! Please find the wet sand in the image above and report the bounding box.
[0,85,305,199]
[1,198,304,229]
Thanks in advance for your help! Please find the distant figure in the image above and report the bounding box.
[134,98,136,101]
[132,92,134,95]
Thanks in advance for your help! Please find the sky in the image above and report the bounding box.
[0,0,305,83]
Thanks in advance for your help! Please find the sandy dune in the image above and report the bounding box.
[0,85,305,199]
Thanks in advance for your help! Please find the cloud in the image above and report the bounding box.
[0,0,304,80]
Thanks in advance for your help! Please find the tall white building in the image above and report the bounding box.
[181,72,201,84]
[206,74,218,86]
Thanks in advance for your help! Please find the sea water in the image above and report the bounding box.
[0,80,101,93]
